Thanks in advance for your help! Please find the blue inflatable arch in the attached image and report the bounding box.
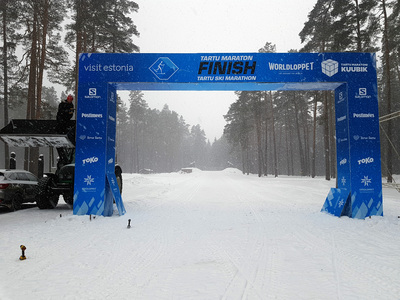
[75,53,382,219]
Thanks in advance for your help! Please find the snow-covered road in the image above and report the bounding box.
[1,169,400,299]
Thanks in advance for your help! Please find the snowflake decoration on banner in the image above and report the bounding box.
[84,175,95,186]
[361,176,371,186]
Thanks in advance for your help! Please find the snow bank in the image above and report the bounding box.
[222,167,242,174]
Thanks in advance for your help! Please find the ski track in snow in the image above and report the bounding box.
[1,169,400,299]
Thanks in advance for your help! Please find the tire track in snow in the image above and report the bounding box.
[218,174,339,299]
[214,174,280,299]
[146,171,264,299]
[134,172,207,298]
[328,234,400,299]
[287,220,400,299]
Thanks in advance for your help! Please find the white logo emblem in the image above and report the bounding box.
[321,59,339,77]
[89,88,97,96]
[149,57,179,80]
[82,156,99,165]
[358,157,374,165]
[359,88,367,96]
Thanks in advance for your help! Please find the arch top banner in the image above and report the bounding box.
[75,52,382,219]
[78,52,376,86]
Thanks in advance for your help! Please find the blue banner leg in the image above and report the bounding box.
[106,173,126,216]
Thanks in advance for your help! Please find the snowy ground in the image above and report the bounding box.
[1,169,400,299]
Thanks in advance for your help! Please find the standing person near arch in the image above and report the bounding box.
[56,94,74,134]
[56,94,76,146]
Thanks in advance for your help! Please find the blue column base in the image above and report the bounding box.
[321,188,351,217]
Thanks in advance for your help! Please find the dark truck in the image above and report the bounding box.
[0,119,122,209]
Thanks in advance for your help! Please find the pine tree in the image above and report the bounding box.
[103,0,140,53]
[1,0,23,167]
[16,0,68,174]
[65,0,140,96]
[224,93,253,174]
[387,0,400,176]
[299,1,339,181]
[128,90,147,173]
[299,0,335,52]
[40,86,58,119]
[379,0,395,182]
[330,0,379,51]
[258,42,278,177]
[116,94,129,169]
[190,124,208,169]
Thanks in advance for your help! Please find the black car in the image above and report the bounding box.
[0,169,38,211]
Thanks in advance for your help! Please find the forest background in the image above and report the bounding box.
[1,0,400,183]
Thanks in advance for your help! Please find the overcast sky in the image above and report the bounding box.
[119,0,317,141]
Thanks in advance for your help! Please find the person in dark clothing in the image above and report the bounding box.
[9,152,16,169]
[56,94,74,134]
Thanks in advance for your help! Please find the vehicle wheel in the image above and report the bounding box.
[116,172,123,194]
[10,193,23,211]
[36,177,59,209]
[63,193,73,206]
